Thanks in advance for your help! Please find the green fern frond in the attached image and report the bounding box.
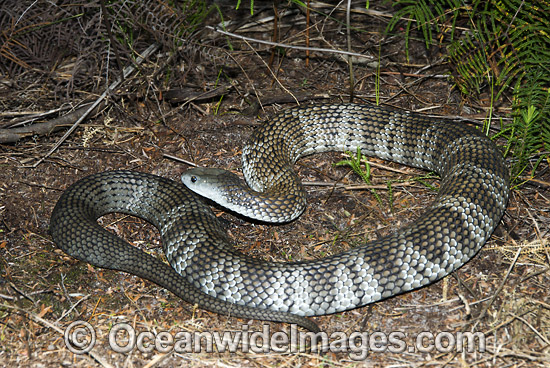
[387,0,550,183]
[386,0,462,60]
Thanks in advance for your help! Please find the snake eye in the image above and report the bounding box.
[190,175,197,183]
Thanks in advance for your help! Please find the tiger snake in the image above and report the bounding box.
[50,103,509,332]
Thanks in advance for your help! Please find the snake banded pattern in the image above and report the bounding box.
[51,103,509,331]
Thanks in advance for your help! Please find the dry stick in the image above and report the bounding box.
[308,2,473,32]
[267,1,279,69]
[206,25,374,61]
[512,312,550,346]
[0,302,114,368]
[33,43,160,167]
[472,246,522,331]
[242,39,299,105]
[221,49,265,112]
[99,0,125,81]
[0,102,103,144]
[305,0,310,67]
[1,106,70,129]
[163,153,197,167]
[345,0,354,102]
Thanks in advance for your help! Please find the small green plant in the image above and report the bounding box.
[213,68,225,115]
[235,0,254,14]
[336,146,441,212]
[334,147,383,206]
[497,102,548,187]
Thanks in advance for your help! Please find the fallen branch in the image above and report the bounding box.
[206,25,374,60]
[0,102,105,144]
[31,42,160,167]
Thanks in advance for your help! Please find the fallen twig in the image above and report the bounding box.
[0,302,114,368]
[31,43,160,167]
[0,102,104,144]
[206,25,374,60]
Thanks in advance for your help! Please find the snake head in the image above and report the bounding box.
[181,167,245,203]
[181,167,302,223]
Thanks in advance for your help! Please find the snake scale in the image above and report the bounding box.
[50,103,509,332]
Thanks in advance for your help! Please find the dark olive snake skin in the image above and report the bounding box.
[49,170,320,331]
[50,103,509,331]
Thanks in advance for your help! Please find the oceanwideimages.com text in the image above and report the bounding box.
[65,321,486,360]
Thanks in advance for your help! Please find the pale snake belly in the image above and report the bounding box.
[50,103,509,331]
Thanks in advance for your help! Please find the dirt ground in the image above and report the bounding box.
[1,2,549,367]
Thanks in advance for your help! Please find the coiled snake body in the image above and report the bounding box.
[50,103,509,331]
